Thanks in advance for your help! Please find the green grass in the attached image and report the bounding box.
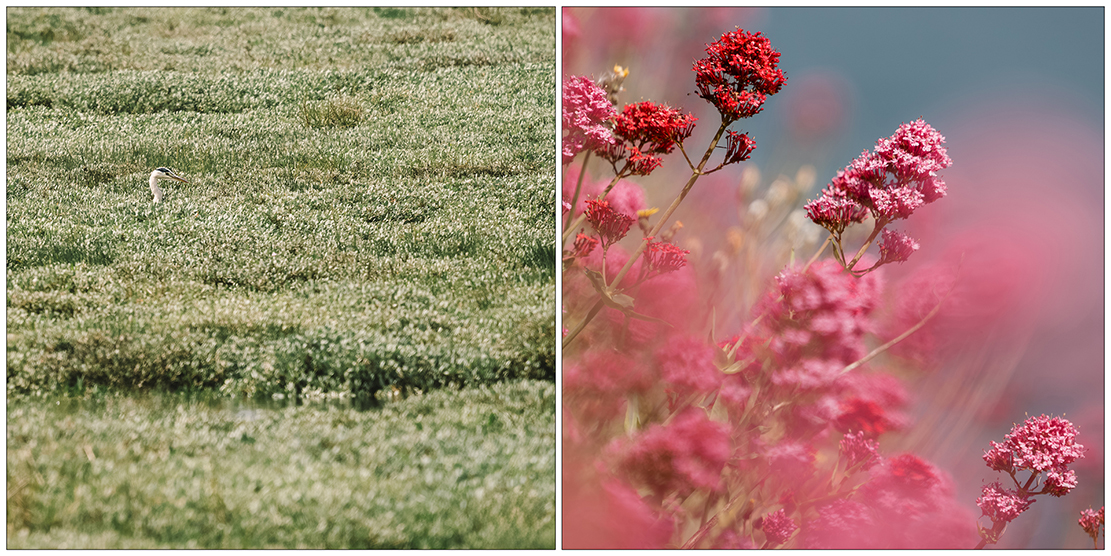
[7,381,556,548]
[7,7,555,548]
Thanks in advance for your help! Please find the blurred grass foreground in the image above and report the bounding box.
[6,7,556,548]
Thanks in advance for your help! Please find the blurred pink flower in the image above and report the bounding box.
[655,335,721,396]
[1078,506,1104,542]
[616,409,731,497]
[877,228,919,265]
[563,477,675,549]
[761,508,798,545]
[839,430,880,470]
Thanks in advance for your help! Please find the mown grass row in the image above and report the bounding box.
[7,380,556,548]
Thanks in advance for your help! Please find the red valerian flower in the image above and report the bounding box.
[877,228,920,265]
[722,130,757,165]
[839,430,880,470]
[584,199,636,247]
[562,75,617,164]
[694,28,786,122]
[998,414,1085,472]
[643,239,690,274]
[761,509,798,545]
[803,192,868,235]
[616,409,732,498]
[806,118,951,229]
[572,232,599,258]
[599,101,697,176]
[977,482,1034,523]
[1078,506,1104,543]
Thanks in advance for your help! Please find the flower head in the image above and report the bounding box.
[1042,468,1078,497]
[977,481,1033,523]
[562,75,617,164]
[616,410,731,497]
[1079,506,1104,541]
[723,130,757,165]
[877,228,920,265]
[761,508,798,545]
[803,192,867,235]
[644,239,689,274]
[694,28,786,122]
[599,101,697,176]
[982,441,1013,472]
[572,232,599,259]
[585,199,636,247]
[996,414,1085,472]
[806,118,950,228]
[840,430,880,470]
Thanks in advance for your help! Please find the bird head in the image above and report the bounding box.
[151,167,189,183]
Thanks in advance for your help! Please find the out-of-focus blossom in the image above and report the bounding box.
[877,228,919,265]
[643,239,690,275]
[1078,506,1104,543]
[977,481,1033,524]
[761,508,798,545]
[616,409,731,498]
[562,75,617,164]
[839,430,880,470]
[585,199,635,247]
[599,101,697,176]
[693,28,786,122]
[562,165,646,220]
[655,335,722,396]
[563,476,675,549]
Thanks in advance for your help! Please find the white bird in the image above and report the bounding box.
[149,167,188,203]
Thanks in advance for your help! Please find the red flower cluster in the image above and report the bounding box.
[615,410,731,498]
[599,101,697,176]
[584,199,635,247]
[643,239,690,275]
[693,28,786,122]
[723,130,757,165]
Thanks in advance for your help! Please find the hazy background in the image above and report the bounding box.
[564,7,1103,549]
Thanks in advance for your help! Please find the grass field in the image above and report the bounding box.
[6,7,555,548]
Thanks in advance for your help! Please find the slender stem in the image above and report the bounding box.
[608,120,730,291]
[838,275,955,376]
[974,538,988,549]
[561,163,630,245]
[564,152,591,232]
[562,298,603,349]
[803,235,831,274]
[845,219,886,271]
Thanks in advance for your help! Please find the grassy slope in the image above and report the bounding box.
[7,7,555,548]
[6,7,556,399]
[8,381,555,548]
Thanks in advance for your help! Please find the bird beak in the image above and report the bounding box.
[169,172,189,183]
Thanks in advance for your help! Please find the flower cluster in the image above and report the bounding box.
[562,75,617,164]
[1079,506,1104,547]
[693,28,786,122]
[803,119,950,271]
[807,119,950,225]
[598,101,697,176]
[975,415,1085,546]
[761,509,797,546]
[584,199,635,248]
[642,239,689,275]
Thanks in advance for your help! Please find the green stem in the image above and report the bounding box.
[564,152,591,233]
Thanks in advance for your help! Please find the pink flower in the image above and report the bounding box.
[805,118,951,229]
[803,192,867,235]
[977,481,1033,523]
[655,335,722,396]
[1042,468,1077,497]
[617,410,731,497]
[599,101,697,176]
[982,441,1014,472]
[761,508,798,545]
[839,430,880,470]
[563,477,674,549]
[693,28,786,122]
[997,414,1085,472]
[877,228,919,265]
[562,165,646,220]
[1078,506,1104,541]
[562,75,617,164]
[584,199,636,247]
